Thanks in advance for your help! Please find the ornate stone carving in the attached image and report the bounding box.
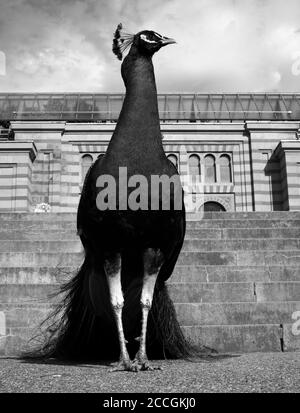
[201,194,235,211]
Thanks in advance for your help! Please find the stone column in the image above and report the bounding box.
[273,140,300,211]
[0,141,37,211]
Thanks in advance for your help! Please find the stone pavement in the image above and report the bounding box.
[0,352,299,393]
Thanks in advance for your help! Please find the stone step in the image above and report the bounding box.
[186,219,300,229]
[0,221,76,231]
[282,323,300,351]
[187,211,300,220]
[0,230,78,241]
[1,301,299,329]
[177,251,300,266]
[0,240,82,253]
[3,323,298,356]
[0,252,84,267]
[184,323,299,352]
[182,239,300,251]
[182,324,283,353]
[0,218,300,231]
[0,213,77,221]
[3,322,298,355]
[175,301,300,326]
[1,282,299,305]
[2,228,300,241]
[186,228,300,240]
[0,267,77,284]
[0,304,52,328]
[0,238,299,253]
[0,250,300,267]
[1,265,299,284]
[1,211,300,222]
[0,284,57,304]
[168,282,300,303]
[171,265,300,283]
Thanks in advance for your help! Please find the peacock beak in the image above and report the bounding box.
[160,37,176,46]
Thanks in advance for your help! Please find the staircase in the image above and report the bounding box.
[0,212,299,355]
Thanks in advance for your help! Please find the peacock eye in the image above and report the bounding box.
[140,33,157,44]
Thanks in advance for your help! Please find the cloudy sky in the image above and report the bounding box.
[0,0,299,93]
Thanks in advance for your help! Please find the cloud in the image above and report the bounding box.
[0,0,299,92]
[150,0,300,92]
[0,0,106,91]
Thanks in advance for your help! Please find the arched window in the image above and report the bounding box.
[203,201,226,212]
[81,154,93,184]
[204,155,216,183]
[167,154,178,168]
[220,154,232,182]
[188,154,201,181]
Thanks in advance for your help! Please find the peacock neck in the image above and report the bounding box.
[107,50,163,161]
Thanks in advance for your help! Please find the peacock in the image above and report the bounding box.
[34,24,198,372]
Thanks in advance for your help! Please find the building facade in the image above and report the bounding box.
[0,93,300,212]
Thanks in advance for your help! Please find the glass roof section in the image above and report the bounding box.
[0,93,299,122]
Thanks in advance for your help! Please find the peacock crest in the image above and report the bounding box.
[112,23,135,61]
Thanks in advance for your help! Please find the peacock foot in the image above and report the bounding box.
[132,354,162,372]
[109,357,134,372]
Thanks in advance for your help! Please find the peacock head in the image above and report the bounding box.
[135,30,176,56]
[113,24,176,61]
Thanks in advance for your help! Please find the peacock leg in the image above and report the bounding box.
[104,252,132,372]
[132,248,164,371]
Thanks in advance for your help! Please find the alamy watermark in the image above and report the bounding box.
[96,167,183,211]
[95,166,205,218]
[292,51,300,76]
[0,51,6,76]
[291,311,300,336]
[95,147,205,219]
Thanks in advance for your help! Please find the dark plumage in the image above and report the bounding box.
[29,24,198,370]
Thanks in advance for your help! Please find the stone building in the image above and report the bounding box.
[0,93,300,212]
[0,93,300,354]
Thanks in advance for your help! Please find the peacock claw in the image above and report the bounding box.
[132,355,162,372]
[109,359,134,372]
